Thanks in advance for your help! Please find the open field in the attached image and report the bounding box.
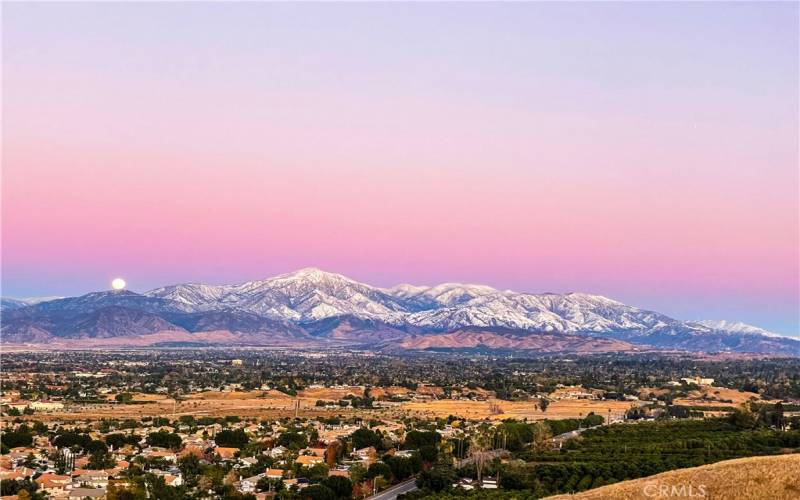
[103,392,170,402]
[369,386,412,399]
[298,386,365,400]
[27,390,362,421]
[547,454,800,500]
[401,398,639,421]
[672,386,765,407]
[184,389,289,400]
[23,389,639,423]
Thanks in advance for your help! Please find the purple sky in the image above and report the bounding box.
[2,2,798,334]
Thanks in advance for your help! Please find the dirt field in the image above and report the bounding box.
[414,385,445,397]
[104,393,170,402]
[30,389,638,423]
[30,390,365,422]
[672,386,764,408]
[369,386,411,399]
[184,390,288,400]
[546,454,800,500]
[401,398,638,421]
[550,386,603,399]
[298,386,364,400]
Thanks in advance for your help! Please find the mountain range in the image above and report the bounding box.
[2,268,798,355]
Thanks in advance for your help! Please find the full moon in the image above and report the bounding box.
[111,278,127,290]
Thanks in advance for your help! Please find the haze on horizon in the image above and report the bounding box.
[2,2,798,335]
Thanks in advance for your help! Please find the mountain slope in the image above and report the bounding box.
[144,270,688,334]
[1,298,28,311]
[146,268,410,322]
[20,290,193,315]
[163,310,308,338]
[1,296,61,311]
[3,268,797,354]
[396,328,637,353]
[690,319,783,338]
[1,306,185,342]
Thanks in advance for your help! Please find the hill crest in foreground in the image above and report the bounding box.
[546,454,800,500]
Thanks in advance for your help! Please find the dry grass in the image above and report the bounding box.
[29,389,377,422]
[369,386,411,399]
[672,386,764,408]
[28,386,636,423]
[298,386,364,400]
[415,385,445,397]
[401,398,637,421]
[103,392,169,402]
[550,386,603,399]
[547,454,800,500]
[184,390,287,400]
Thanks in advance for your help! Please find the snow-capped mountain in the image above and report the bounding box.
[690,320,783,338]
[0,296,62,311]
[2,268,797,354]
[144,268,682,334]
[146,268,410,322]
[1,298,28,311]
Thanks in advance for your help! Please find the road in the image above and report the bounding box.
[552,427,587,445]
[369,478,418,500]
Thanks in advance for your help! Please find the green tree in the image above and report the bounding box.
[321,476,353,499]
[348,463,367,486]
[418,445,438,463]
[257,477,284,493]
[277,431,308,449]
[115,393,134,404]
[350,428,381,450]
[539,398,550,412]
[386,456,414,480]
[403,430,440,450]
[178,454,201,486]
[88,449,116,470]
[415,466,456,492]
[365,462,391,480]
[301,484,336,500]
[215,429,249,449]
[1,430,33,448]
[146,431,182,450]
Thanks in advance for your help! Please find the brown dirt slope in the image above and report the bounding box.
[547,454,800,500]
[398,330,636,352]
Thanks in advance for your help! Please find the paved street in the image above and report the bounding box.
[369,479,418,500]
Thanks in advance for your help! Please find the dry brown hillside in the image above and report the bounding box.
[547,454,800,500]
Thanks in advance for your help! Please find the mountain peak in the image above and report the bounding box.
[564,292,623,305]
[275,267,349,282]
[84,289,142,299]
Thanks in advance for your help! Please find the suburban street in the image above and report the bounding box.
[369,478,418,500]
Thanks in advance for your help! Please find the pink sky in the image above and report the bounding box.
[2,3,798,334]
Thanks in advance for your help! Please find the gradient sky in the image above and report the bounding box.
[2,2,798,335]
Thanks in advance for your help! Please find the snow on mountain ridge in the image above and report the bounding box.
[134,268,793,342]
[690,320,783,338]
[6,268,795,352]
[141,268,685,333]
[1,296,63,311]
[145,268,408,324]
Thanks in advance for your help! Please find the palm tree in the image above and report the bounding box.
[469,427,493,486]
